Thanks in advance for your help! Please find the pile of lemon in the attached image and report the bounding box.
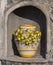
[13,25,41,45]
[13,29,25,41]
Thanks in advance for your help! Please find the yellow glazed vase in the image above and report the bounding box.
[15,25,40,58]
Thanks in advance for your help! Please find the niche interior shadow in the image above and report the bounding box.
[12,6,47,58]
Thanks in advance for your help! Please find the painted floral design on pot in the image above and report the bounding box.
[13,25,41,58]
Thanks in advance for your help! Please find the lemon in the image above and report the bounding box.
[21,37,24,40]
[34,35,37,37]
[29,38,31,40]
[37,33,40,36]
[18,38,21,41]
[39,32,41,36]
[27,39,30,42]
[27,40,31,44]
[26,42,29,45]
[15,32,18,36]
[36,31,39,33]
[18,29,21,32]
[38,32,41,36]
[20,31,23,34]
[33,40,35,42]
[26,32,29,36]
[31,33,34,37]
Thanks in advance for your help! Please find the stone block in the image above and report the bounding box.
[47,0,53,7]
[12,0,22,3]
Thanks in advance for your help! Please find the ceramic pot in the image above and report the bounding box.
[15,25,40,58]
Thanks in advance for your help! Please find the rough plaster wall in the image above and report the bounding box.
[0,0,53,65]
[1,0,7,15]
[47,0,53,55]
[7,0,12,4]
[0,0,5,58]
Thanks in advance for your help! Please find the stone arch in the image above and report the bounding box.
[4,1,51,58]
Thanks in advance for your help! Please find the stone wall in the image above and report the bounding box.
[48,0,53,56]
[0,0,53,65]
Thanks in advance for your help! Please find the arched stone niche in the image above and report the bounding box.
[3,1,51,59]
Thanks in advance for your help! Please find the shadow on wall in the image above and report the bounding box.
[12,6,47,58]
[12,34,20,56]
